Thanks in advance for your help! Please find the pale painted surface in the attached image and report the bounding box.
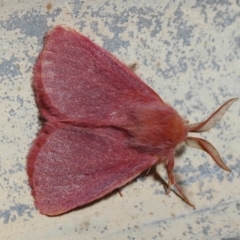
[0,0,240,239]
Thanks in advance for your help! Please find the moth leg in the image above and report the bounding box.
[146,167,151,175]
[165,157,174,194]
[117,189,123,197]
[166,157,195,208]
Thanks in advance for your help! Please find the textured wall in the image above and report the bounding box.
[0,1,240,239]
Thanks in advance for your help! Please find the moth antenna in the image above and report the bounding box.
[165,156,195,208]
[188,98,238,132]
[185,137,231,172]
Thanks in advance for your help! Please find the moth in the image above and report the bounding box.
[27,25,237,215]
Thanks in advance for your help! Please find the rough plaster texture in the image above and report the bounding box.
[0,0,240,239]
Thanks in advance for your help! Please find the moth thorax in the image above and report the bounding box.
[126,102,188,155]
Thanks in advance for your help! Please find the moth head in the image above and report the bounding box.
[163,98,238,208]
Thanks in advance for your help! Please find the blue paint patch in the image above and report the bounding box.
[0,8,62,43]
[202,224,210,236]
[0,204,34,224]
[173,6,195,46]
[0,56,21,80]
[70,0,84,18]
[221,237,240,240]
[213,10,240,30]
[235,36,240,48]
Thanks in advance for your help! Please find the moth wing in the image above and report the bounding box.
[34,26,162,125]
[27,125,158,216]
